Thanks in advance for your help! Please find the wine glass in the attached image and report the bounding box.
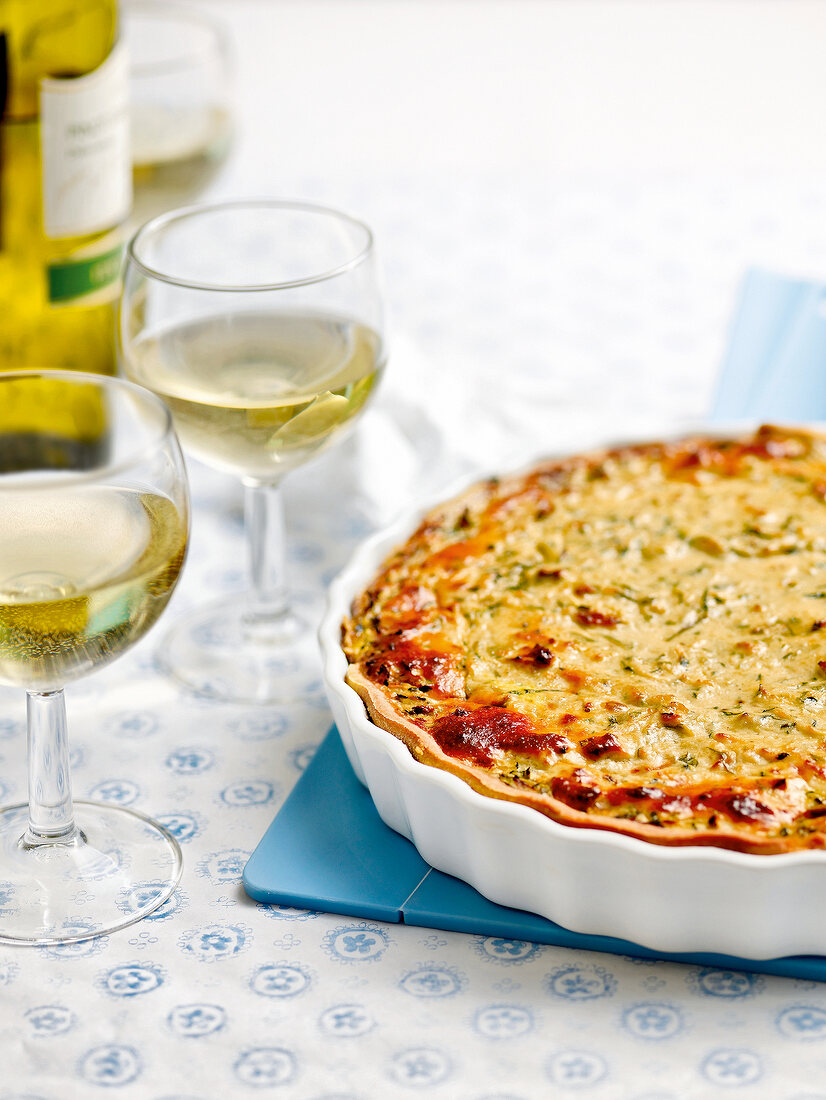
[0,370,189,945]
[123,0,233,226]
[119,199,386,704]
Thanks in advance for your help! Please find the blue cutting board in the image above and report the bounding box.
[244,727,826,982]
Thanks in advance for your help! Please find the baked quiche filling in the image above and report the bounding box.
[342,426,826,853]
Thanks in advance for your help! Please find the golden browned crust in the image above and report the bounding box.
[346,667,790,853]
[343,426,826,854]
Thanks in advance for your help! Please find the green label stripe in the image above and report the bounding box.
[47,244,124,303]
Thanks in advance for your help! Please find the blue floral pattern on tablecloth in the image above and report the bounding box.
[3,156,826,1099]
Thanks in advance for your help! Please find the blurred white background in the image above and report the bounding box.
[206,0,826,180]
[168,0,826,512]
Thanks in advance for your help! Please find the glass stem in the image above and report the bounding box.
[25,689,77,845]
[243,479,290,630]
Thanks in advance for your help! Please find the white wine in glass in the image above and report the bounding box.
[126,310,382,480]
[0,371,189,945]
[120,200,386,704]
[0,486,185,688]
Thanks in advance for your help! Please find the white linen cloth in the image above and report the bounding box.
[6,0,826,1086]
[4,167,826,1099]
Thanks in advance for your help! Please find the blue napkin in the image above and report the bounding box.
[712,268,826,420]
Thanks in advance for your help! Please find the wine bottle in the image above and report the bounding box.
[0,0,130,467]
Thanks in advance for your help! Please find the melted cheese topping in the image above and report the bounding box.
[343,427,826,852]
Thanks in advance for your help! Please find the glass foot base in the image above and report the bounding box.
[156,595,321,704]
[0,800,182,946]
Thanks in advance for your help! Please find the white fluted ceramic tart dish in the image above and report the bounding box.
[320,423,826,957]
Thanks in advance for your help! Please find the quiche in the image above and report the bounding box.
[342,425,826,854]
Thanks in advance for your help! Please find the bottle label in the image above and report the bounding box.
[47,243,124,303]
[40,39,131,240]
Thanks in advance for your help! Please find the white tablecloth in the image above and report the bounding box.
[5,2,826,1096]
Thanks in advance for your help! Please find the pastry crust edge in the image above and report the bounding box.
[345,666,795,855]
